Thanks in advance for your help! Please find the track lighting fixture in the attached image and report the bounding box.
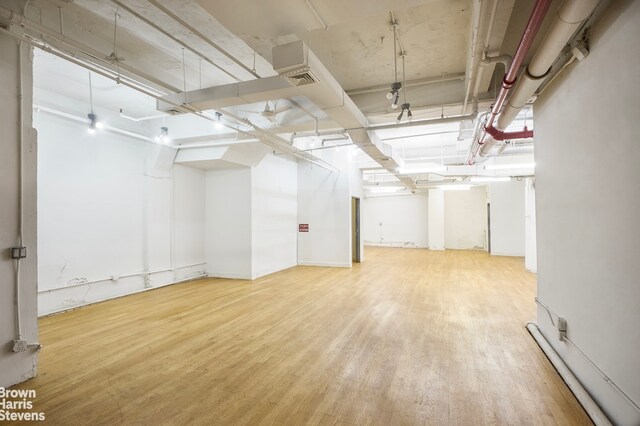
[87,71,102,134]
[155,126,170,144]
[387,81,402,109]
[214,112,223,130]
[397,103,412,122]
[387,18,412,119]
[87,112,103,134]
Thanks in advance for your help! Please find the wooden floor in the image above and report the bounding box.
[11,248,591,425]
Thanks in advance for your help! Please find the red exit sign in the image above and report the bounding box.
[299,224,309,232]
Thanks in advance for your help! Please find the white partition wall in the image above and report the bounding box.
[489,181,525,256]
[444,186,487,250]
[251,154,298,278]
[428,189,445,250]
[534,1,640,423]
[297,151,352,267]
[205,167,253,279]
[362,194,429,248]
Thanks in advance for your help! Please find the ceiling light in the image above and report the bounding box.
[469,176,512,183]
[155,126,170,144]
[86,71,102,134]
[391,92,400,110]
[214,112,223,130]
[87,112,102,134]
[398,165,447,174]
[439,185,471,191]
[368,186,403,193]
[484,162,535,170]
[397,103,412,122]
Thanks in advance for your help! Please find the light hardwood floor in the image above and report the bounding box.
[11,248,591,425]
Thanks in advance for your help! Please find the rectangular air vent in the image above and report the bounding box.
[281,68,318,87]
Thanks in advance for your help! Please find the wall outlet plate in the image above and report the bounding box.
[11,340,28,352]
[557,317,567,341]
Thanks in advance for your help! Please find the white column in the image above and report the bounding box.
[428,189,445,250]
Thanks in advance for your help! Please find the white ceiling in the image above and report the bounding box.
[23,0,539,169]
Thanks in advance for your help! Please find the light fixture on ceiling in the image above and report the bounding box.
[397,102,412,122]
[368,186,404,193]
[439,185,472,191]
[398,165,447,174]
[387,82,402,110]
[155,126,170,144]
[214,112,223,130]
[87,71,103,134]
[387,19,403,110]
[484,162,535,170]
[469,176,512,183]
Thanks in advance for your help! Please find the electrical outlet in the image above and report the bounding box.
[557,317,567,341]
[11,340,28,352]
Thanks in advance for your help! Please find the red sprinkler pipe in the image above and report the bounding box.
[468,0,552,163]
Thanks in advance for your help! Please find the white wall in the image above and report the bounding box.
[362,194,428,248]
[489,181,525,256]
[444,186,487,250]
[524,178,537,272]
[534,2,640,424]
[173,165,206,271]
[428,189,445,250]
[0,36,39,388]
[251,154,298,278]
[205,167,252,279]
[297,150,351,267]
[36,110,206,315]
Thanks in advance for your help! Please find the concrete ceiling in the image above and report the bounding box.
[12,0,544,170]
[197,0,472,91]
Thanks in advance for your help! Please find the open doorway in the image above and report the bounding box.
[351,197,361,263]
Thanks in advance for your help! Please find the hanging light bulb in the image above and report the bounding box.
[157,126,170,144]
[214,112,223,130]
[391,92,400,109]
[397,103,412,123]
[386,91,394,100]
[86,72,102,134]
[87,113,101,134]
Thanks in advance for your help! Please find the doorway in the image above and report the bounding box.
[351,197,361,263]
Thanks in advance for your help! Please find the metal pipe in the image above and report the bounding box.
[305,0,328,30]
[462,0,483,115]
[0,24,335,172]
[487,0,553,130]
[38,263,207,293]
[15,40,24,341]
[110,0,241,83]
[467,0,553,164]
[497,0,600,129]
[146,0,260,79]
[366,110,478,132]
[472,0,499,99]
[35,105,156,143]
[346,73,465,96]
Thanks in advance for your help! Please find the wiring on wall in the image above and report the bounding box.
[534,298,640,414]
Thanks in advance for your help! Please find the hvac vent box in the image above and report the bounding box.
[273,40,306,74]
[273,40,318,86]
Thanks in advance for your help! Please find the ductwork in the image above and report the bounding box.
[158,40,414,188]
[469,0,601,162]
